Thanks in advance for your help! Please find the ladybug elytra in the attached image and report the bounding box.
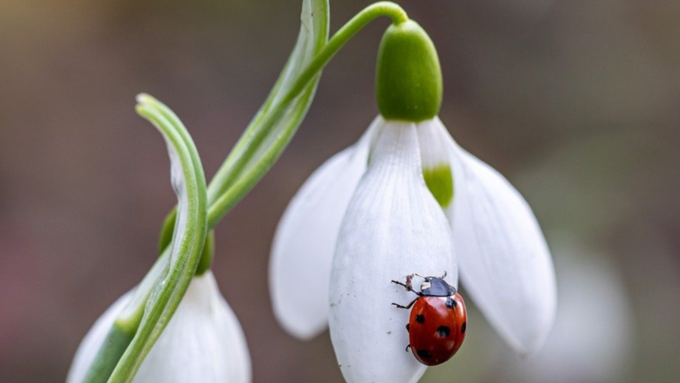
[392,272,467,366]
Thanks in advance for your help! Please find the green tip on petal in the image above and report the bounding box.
[423,165,453,208]
[376,20,443,122]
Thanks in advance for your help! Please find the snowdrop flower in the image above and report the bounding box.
[67,272,251,383]
[270,19,556,382]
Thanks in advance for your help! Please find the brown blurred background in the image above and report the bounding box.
[1,0,679,382]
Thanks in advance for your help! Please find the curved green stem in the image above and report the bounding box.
[207,1,408,226]
[276,2,407,108]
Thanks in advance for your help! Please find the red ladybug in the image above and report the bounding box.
[392,272,467,366]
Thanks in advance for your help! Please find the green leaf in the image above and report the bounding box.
[105,95,209,383]
[206,0,329,225]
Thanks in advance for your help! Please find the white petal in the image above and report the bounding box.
[428,117,556,356]
[135,272,251,383]
[67,272,251,383]
[329,121,457,383]
[67,292,132,383]
[269,118,380,339]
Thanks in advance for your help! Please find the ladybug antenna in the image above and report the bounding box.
[441,271,447,279]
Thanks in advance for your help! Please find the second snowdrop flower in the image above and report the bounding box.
[270,18,556,383]
[68,272,251,383]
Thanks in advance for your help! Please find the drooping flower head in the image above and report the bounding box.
[270,15,556,383]
[68,272,251,383]
[67,95,251,383]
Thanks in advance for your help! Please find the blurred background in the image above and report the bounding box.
[1,0,678,382]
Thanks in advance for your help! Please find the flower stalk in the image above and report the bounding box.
[206,1,409,228]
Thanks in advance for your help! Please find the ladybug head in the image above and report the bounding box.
[420,275,457,297]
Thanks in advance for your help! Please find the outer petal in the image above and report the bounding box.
[426,117,557,356]
[329,121,457,383]
[269,118,380,339]
[67,272,251,383]
[135,272,250,383]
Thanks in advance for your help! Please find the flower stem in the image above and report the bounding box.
[206,1,408,228]
[275,2,408,109]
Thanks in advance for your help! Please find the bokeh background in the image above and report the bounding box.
[1,0,679,382]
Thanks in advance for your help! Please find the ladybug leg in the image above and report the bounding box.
[391,278,422,296]
[392,274,416,289]
[405,344,411,352]
[391,279,411,290]
[391,297,418,310]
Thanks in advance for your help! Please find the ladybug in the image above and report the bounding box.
[391,272,467,366]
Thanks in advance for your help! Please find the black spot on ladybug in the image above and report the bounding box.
[416,314,425,323]
[417,349,432,359]
[436,325,450,338]
[461,322,467,334]
[445,297,457,309]
[405,323,410,332]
